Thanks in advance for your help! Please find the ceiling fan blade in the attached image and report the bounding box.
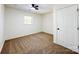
[35,7,39,10]
[35,5,38,7]
[32,4,34,7]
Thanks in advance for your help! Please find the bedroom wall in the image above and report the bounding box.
[4,7,42,40]
[42,12,53,34]
[0,5,5,52]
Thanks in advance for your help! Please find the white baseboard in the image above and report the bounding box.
[5,31,42,40]
[55,42,79,53]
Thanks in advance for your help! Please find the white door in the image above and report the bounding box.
[56,5,78,52]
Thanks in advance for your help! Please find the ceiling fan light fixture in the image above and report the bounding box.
[31,7,35,10]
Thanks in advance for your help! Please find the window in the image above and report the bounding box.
[24,16,32,24]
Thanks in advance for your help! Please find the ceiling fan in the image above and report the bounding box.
[32,4,39,10]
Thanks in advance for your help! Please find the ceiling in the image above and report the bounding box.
[5,4,53,14]
[5,4,74,14]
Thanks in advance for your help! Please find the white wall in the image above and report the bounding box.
[42,12,53,34]
[4,7,42,40]
[42,10,57,43]
[0,5,5,52]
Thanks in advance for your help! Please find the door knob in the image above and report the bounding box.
[77,27,79,30]
[57,28,60,30]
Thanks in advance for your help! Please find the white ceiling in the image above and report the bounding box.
[5,4,53,14]
[53,4,74,10]
[5,4,74,14]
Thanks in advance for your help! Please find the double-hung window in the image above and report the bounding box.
[24,16,32,24]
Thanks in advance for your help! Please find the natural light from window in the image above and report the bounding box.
[24,16,32,24]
